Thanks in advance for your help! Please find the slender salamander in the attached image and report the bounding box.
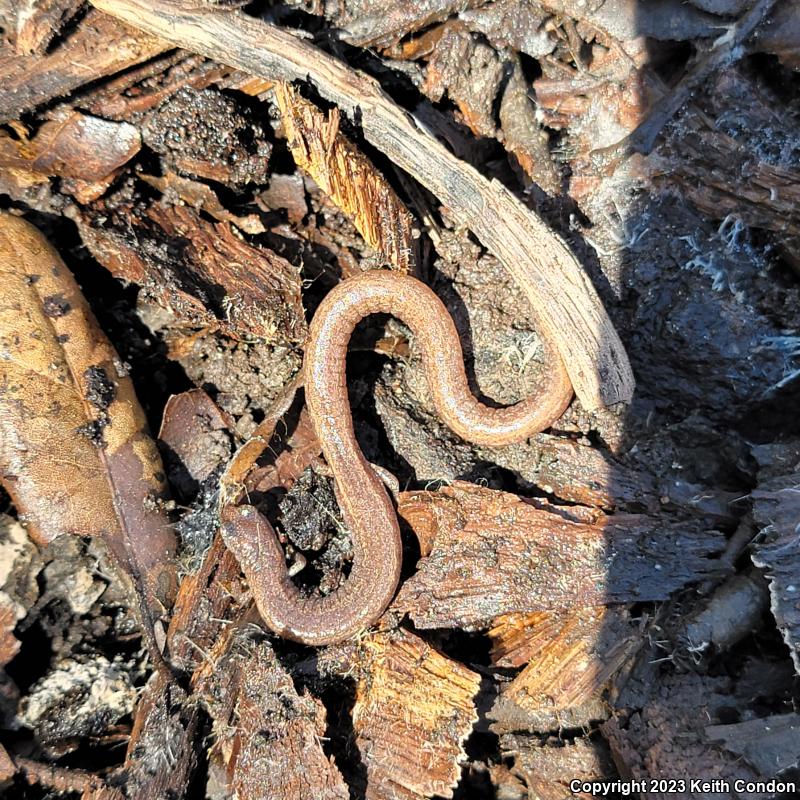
[222,271,573,645]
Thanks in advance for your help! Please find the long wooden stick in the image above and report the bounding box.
[90,0,635,409]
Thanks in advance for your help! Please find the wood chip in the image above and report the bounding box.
[488,607,641,732]
[122,674,201,799]
[10,0,86,55]
[751,470,800,674]
[705,713,800,776]
[394,482,725,629]
[422,24,503,139]
[0,9,170,122]
[166,533,249,674]
[602,673,763,798]
[275,82,417,273]
[0,595,20,670]
[70,203,307,343]
[141,173,265,234]
[351,629,480,800]
[193,627,349,800]
[654,108,800,237]
[500,734,615,800]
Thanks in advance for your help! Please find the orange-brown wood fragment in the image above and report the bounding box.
[166,533,250,673]
[140,173,265,234]
[71,204,307,343]
[275,81,417,273]
[488,607,641,732]
[351,629,480,800]
[193,628,349,800]
[0,10,170,123]
[394,482,724,629]
[0,213,177,632]
[0,743,13,786]
[248,406,324,494]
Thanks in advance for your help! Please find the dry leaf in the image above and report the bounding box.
[0,213,177,644]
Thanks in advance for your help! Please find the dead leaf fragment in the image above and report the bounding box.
[275,82,417,272]
[0,213,177,632]
[159,389,234,496]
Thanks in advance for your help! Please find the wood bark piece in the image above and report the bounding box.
[193,628,349,800]
[11,756,124,799]
[751,470,800,674]
[602,673,762,799]
[9,0,86,55]
[166,533,249,674]
[705,713,800,776]
[653,109,800,238]
[352,628,481,800]
[275,82,417,273]
[327,0,487,49]
[87,0,635,411]
[754,0,800,70]
[0,9,170,122]
[0,743,12,786]
[70,203,307,343]
[394,483,725,629]
[499,56,561,194]
[0,213,177,650]
[488,607,641,732]
[422,24,504,139]
[500,734,615,800]
[248,406,323,494]
[0,595,20,669]
[122,674,201,800]
[140,173,265,234]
